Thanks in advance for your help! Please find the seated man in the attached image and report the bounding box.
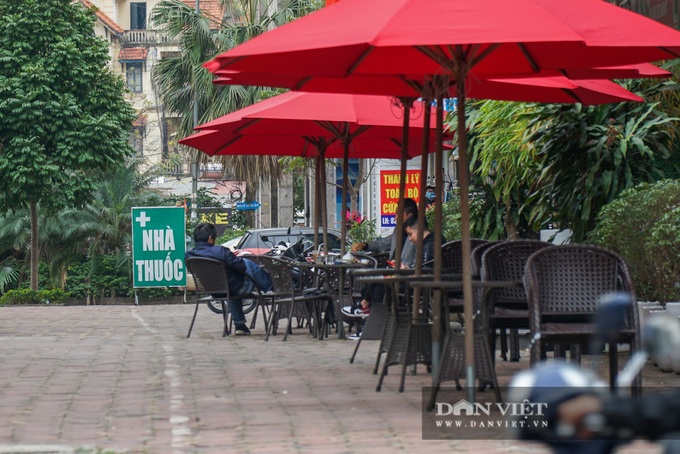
[186,222,272,336]
[343,215,445,339]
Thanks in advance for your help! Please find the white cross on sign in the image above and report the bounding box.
[135,211,151,227]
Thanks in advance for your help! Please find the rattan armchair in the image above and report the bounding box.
[246,255,332,341]
[524,244,640,390]
[481,240,553,361]
[184,257,264,338]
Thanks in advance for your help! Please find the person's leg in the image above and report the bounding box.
[229,299,247,325]
[229,281,252,333]
[369,283,385,309]
[243,258,273,291]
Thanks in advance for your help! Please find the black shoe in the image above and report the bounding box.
[234,324,251,336]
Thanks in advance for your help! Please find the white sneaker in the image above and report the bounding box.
[341,306,370,318]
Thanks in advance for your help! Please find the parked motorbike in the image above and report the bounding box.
[508,292,680,454]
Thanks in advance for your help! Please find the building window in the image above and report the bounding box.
[130,125,145,156]
[130,3,147,30]
[126,62,143,93]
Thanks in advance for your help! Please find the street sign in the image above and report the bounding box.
[131,207,186,288]
[236,201,261,210]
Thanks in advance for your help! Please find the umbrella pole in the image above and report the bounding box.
[314,156,321,252]
[340,141,350,256]
[456,78,476,403]
[412,100,431,322]
[432,92,445,380]
[393,98,415,270]
[320,148,330,258]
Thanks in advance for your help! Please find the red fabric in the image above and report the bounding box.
[205,0,680,80]
[179,128,436,159]
[180,92,448,158]
[215,73,642,105]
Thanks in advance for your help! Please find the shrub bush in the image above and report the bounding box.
[425,196,462,242]
[588,179,680,301]
[0,288,69,306]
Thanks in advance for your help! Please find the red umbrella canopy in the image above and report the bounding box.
[214,73,644,105]
[178,128,433,159]
[206,0,680,79]
[200,0,680,384]
[180,92,449,158]
[196,91,441,140]
[483,77,643,104]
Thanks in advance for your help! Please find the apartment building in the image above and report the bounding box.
[81,0,226,177]
[79,0,300,228]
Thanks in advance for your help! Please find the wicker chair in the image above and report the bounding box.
[481,240,553,362]
[246,255,332,341]
[427,322,502,410]
[524,244,640,391]
[440,239,489,318]
[376,280,432,393]
[184,257,263,338]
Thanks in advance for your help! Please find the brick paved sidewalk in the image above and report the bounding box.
[0,305,668,453]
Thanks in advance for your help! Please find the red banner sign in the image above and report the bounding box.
[379,169,422,227]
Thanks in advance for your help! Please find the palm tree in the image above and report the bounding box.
[150,0,321,221]
[0,211,30,292]
[0,207,93,291]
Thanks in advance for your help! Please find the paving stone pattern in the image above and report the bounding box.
[0,305,671,453]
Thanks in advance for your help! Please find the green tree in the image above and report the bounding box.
[465,101,540,239]
[589,180,680,301]
[526,74,680,241]
[464,65,680,242]
[151,0,321,226]
[0,0,136,289]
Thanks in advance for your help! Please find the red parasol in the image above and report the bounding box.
[202,0,680,398]
[180,92,448,338]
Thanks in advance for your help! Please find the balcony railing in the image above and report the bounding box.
[122,30,178,46]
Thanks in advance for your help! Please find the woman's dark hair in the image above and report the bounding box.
[403,198,418,218]
[194,222,217,242]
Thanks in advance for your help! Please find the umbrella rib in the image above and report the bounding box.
[346,46,374,76]
[517,43,541,73]
[469,43,501,69]
[233,118,262,134]
[214,135,244,155]
[402,78,425,95]
[316,120,344,139]
[660,46,680,58]
[293,76,313,91]
[561,88,583,104]
[348,124,371,141]
[416,45,458,71]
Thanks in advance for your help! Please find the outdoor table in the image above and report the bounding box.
[309,261,369,339]
[411,279,523,402]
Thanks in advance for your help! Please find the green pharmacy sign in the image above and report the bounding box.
[131,207,187,288]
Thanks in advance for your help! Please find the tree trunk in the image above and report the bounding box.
[245,183,257,227]
[30,201,39,291]
[504,199,519,240]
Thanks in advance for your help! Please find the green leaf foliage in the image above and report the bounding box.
[425,196,462,242]
[0,0,135,213]
[0,288,68,306]
[588,179,680,301]
[525,72,680,242]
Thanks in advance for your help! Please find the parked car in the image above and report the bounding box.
[233,227,346,255]
[221,236,243,251]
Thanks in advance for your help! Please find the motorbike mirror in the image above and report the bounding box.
[593,292,633,346]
